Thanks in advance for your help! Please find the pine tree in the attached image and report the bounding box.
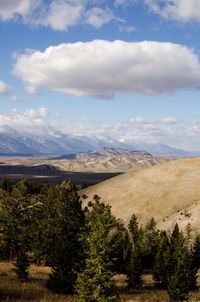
[128,214,140,245]
[127,246,143,289]
[192,234,200,269]
[140,217,159,270]
[166,224,197,301]
[45,181,85,293]
[167,247,194,302]
[76,196,120,302]
[153,230,170,288]
[127,213,143,289]
[0,180,34,280]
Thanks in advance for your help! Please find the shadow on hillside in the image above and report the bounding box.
[0,164,122,185]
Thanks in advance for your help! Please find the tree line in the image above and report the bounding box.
[0,178,200,302]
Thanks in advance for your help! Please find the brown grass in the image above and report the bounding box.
[0,262,200,302]
[82,158,200,234]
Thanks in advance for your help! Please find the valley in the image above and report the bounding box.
[0,148,169,185]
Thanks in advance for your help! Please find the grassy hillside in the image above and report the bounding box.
[82,158,200,233]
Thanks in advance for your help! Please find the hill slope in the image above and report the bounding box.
[81,158,200,233]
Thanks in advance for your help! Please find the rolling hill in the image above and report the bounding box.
[81,158,200,236]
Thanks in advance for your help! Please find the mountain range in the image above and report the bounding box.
[0,125,191,157]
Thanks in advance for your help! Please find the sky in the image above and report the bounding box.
[1,0,200,151]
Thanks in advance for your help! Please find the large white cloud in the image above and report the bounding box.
[13,40,200,98]
[145,0,200,23]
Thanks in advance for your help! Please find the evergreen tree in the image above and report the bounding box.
[192,234,200,269]
[128,214,140,245]
[153,230,170,288]
[0,180,34,280]
[167,247,194,302]
[76,196,120,302]
[127,245,143,289]
[166,224,197,301]
[140,217,159,270]
[127,213,143,289]
[45,181,85,293]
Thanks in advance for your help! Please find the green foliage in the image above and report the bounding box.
[76,196,120,302]
[153,230,170,288]
[140,217,159,270]
[45,181,85,293]
[127,213,143,289]
[192,234,200,269]
[127,246,143,289]
[166,224,196,301]
[0,180,35,280]
[14,250,29,280]
[128,214,140,245]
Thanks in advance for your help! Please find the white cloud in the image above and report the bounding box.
[0,0,39,22]
[0,108,49,133]
[161,117,178,125]
[0,81,10,95]
[118,25,136,33]
[0,0,117,30]
[34,0,84,31]
[85,7,115,29]
[0,80,22,102]
[13,40,200,98]
[129,117,150,124]
[114,0,137,7]
[145,0,200,23]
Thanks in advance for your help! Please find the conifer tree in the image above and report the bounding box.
[127,213,143,289]
[153,230,170,288]
[45,181,85,293]
[140,217,159,270]
[127,245,143,289]
[76,196,120,302]
[0,180,34,280]
[192,234,200,269]
[166,224,197,301]
[128,214,140,245]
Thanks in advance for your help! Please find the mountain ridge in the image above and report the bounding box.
[0,125,192,157]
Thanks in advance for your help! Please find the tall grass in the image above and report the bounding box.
[0,262,199,302]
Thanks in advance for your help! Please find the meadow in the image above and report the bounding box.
[0,262,199,302]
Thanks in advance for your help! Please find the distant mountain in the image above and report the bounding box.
[135,143,189,157]
[0,125,193,157]
[53,148,152,160]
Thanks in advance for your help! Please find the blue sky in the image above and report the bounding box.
[1,0,200,150]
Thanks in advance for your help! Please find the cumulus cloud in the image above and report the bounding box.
[85,7,115,29]
[145,0,200,23]
[0,0,39,22]
[0,108,49,133]
[33,0,84,31]
[161,117,178,125]
[0,81,10,95]
[0,80,22,102]
[0,0,117,30]
[13,40,200,98]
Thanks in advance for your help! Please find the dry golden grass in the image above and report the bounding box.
[0,261,199,302]
[82,158,200,235]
